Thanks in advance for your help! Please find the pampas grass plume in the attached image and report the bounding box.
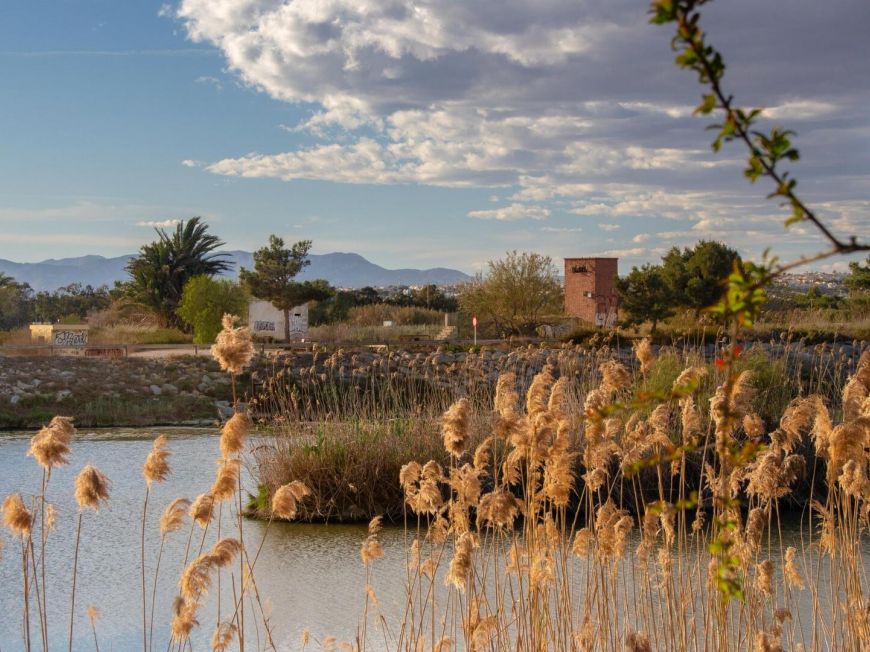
[181,553,216,602]
[28,416,75,469]
[210,537,242,568]
[755,559,774,597]
[600,360,630,395]
[143,435,170,487]
[75,464,110,511]
[526,367,553,417]
[445,532,476,591]
[211,458,240,502]
[211,313,254,375]
[441,398,470,458]
[170,595,198,641]
[220,411,250,458]
[494,372,519,417]
[626,632,652,652]
[190,492,216,528]
[160,497,191,535]
[211,621,237,651]
[271,480,311,520]
[784,546,805,589]
[634,338,655,374]
[2,493,33,537]
[360,538,384,565]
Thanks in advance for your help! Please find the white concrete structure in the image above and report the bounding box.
[248,299,308,341]
[29,323,89,346]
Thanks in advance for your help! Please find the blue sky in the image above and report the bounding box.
[1,0,867,273]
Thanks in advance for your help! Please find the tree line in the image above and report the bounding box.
[0,278,112,330]
[3,216,868,340]
[0,217,458,342]
[616,240,739,332]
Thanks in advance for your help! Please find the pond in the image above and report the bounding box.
[2,427,870,651]
[0,428,413,651]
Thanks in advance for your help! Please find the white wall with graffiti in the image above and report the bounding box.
[248,299,308,341]
[29,324,89,346]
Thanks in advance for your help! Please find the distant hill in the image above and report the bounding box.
[0,251,471,292]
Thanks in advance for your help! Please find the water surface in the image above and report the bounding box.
[3,428,870,651]
[0,428,412,651]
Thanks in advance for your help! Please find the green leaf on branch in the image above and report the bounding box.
[695,93,717,115]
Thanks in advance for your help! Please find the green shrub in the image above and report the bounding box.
[177,276,248,344]
[348,304,443,327]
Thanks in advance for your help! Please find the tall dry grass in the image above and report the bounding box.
[341,345,870,651]
[1,325,868,650]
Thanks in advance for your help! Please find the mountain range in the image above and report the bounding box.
[0,251,471,292]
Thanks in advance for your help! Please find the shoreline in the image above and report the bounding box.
[2,339,865,428]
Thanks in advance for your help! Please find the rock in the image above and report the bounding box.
[149,384,162,396]
[161,383,178,396]
[10,395,21,405]
[55,390,72,402]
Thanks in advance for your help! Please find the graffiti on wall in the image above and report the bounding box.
[253,321,276,332]
[53,330,88,347]
[288,313,306,338]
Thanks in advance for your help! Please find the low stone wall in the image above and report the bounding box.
[1,356,233,405]
[0,356,235,428]
[252,340,867,396]
[2,340,864,428]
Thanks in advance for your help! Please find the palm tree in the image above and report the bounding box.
[125,217,231,329]
[0,272,17,289]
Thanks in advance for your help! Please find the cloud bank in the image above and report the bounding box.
[170,0,870,257]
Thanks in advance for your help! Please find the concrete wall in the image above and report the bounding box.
[248,300,309,341]
[29,323,89,346]
[563,258,619,327]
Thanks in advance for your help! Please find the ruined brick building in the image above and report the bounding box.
[563,257,618,327]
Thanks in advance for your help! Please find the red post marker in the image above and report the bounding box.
[472,315,478,346]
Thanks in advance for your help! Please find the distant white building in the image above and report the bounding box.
[248,299,308,341]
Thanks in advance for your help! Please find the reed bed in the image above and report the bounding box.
[1,314,869,651]
[345,344,870,651]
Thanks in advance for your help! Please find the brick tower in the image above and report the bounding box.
[563,258,618,326]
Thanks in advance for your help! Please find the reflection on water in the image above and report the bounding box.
[0,428,414,651]
[2,428,870,651]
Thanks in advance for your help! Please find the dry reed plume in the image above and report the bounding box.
[211,313,255,376]
[2,342,868,651]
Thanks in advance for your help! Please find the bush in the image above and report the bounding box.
[251,417,486,522]
[86,326,192,345]
[348,304,443,327]
[177,276,248,344]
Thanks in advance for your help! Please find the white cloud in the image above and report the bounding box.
[632,233,651,243]
[136,219,182,228]
[169,1,759,197]
[598,223,620,232]
[764,100,839,121]
[181,159,203,167]
[194,75,223,91]
[467,203,550,221]
[541,226,582,233]
[618,101,693,119]
[593,247,649,258]
[170,0,869,265]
